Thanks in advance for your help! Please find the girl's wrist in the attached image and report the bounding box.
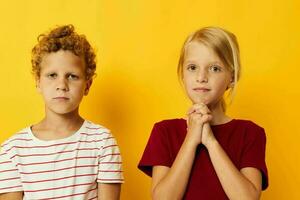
[204,137,218,150]
[184,133,201,149]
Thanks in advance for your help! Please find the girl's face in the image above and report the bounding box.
[182,41,232,107]
[36,50,91,116]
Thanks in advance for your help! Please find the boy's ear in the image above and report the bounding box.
[84,79,93,95]
[36,77,42,93]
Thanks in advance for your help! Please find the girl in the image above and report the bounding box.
[138,27,268,200]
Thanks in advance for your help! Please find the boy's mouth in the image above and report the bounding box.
[193,87,210,92]
[53,97,69,100]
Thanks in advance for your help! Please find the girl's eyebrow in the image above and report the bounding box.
[183,60,224,66]
[183,60,197,64]
[209,62,224,66]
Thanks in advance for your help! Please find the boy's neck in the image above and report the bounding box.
[32,108,85,140]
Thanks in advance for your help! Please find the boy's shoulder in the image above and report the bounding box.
[1,126,32,149]
[2,127,30,145]
[82,120,113,137]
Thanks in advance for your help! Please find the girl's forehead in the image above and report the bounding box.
[184,41,222,64]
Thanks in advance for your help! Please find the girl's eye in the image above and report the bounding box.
[187,64,197,71]
[67,74,79,80]
[209,65,221,72]
[47,73,57,79]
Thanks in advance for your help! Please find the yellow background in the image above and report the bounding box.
[0,0,299,199]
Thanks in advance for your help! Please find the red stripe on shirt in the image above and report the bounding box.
[20,164,98,175]
[85,127,100,130]
[99,170,123,172]
[1,138,33,148]
[22,173,97,184]
[0,177,21,182]
[0,168,18,173]
[80,132,110,136]
[99,153,121,159]
[97,178,124,181]
[100,162,122,164]
[0,152,6,156]
[0,161,11,165]
[0,184,22,190]
[39,186,97,200]
[10,148,99,159]
[24,182,94,193]
[16,156,97,166]
[102,144,118,149]
[7,138,113,151]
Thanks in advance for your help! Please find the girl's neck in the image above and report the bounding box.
[208,102,232,125]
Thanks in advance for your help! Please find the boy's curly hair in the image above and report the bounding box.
[31,25,96,80]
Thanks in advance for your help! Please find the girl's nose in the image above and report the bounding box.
[196,69,208,83]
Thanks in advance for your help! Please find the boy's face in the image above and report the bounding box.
[36,50,92,115]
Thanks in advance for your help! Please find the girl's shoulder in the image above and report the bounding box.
[154,118,186,129]
[228,119,266,141]
[232,119,265,131]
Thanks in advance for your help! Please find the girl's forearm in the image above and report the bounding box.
[206,140,260,200]
[152,137,197,200]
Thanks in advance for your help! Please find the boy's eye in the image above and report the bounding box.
[187,64,197,71]
[67,74,79,80]
[47,73,57,79]
[209,65,221,72]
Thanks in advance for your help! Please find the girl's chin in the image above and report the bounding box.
[191,98,210,105]
[190,99,222,109]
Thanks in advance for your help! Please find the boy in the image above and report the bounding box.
[0,25,123,200]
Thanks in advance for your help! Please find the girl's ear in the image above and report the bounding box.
[226,77,234,90]
[84,79,93,95]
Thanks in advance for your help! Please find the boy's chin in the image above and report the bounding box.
[47,107,79,116]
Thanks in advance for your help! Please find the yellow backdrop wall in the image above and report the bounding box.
[0,0,299,199]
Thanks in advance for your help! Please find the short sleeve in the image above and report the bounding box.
[138,123,172,177]
[97,133,124,183]
[0,148,23,193]
[240,126,269,190]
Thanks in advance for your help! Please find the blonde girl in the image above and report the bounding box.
[138,27,268,200]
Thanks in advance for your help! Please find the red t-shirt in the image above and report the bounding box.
[138,119,268,199]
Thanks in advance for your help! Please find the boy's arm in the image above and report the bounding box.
[97,183,121,200]
[0,192,23,200]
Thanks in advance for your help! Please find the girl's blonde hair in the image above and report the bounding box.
[177,27,241,111]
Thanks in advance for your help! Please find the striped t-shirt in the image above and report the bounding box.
[0,120,124,199]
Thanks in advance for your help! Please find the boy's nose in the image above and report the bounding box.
[56,78,69,91]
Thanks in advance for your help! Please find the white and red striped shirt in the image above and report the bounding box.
[0,120,124,199]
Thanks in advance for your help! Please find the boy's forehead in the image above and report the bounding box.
[40,50,86,70]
